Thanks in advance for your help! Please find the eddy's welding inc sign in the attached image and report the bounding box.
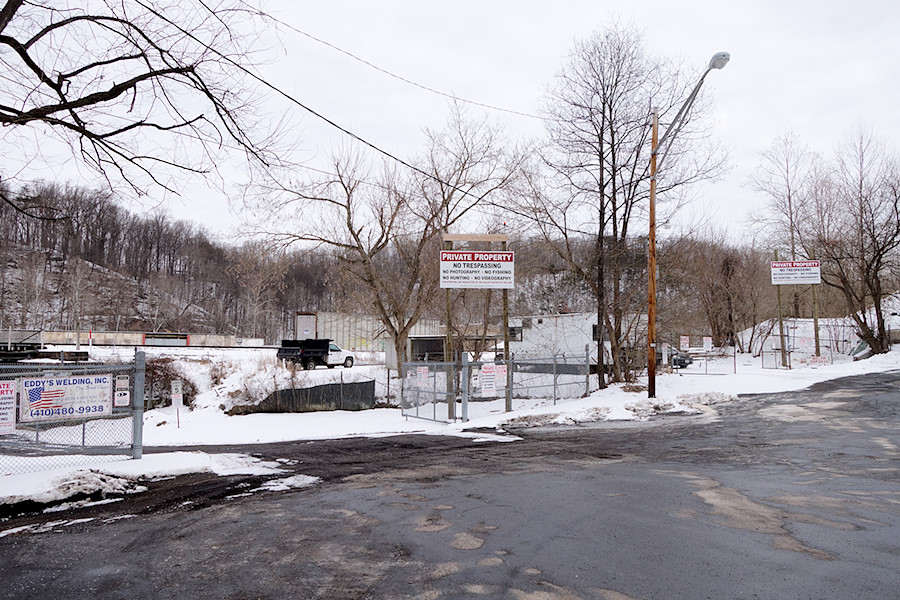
[440,251,514,289]
[19,374,113,422]
[771,260,821,285]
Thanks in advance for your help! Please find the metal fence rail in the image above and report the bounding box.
[401,350,593,423]
[0,352,145,476]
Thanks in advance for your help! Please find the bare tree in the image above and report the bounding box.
[0,0,281,212]
[518,24,726,382]
[17,249,50,328]
[660,231,775,351]
[749,131,818,317]
[252,108,525,366]
[227,242,288,341]
[801,129,900,354]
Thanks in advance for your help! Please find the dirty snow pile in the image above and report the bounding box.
[3,345,900,510]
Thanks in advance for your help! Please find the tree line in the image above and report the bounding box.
[0,181,334,339]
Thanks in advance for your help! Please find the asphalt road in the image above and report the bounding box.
[1,371,899,599]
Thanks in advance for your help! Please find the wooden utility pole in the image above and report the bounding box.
[647,110,658,398]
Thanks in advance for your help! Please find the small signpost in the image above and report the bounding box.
[171,379,184,428]
[171,379,183,407]
[441,234,515,417]
[771,257,823,366]
[703,336,713,374]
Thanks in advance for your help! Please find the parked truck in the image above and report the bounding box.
[276,339,354,370]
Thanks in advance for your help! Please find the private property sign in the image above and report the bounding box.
[440,251,515,289]
[771,260,821,285]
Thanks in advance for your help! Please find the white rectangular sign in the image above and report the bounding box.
[479,363,507,398]
[19,374,113,422]
[771,260,821,285]
[495,363,507,388]
[480,363,497,397]
[114,375,131,407]
[416,366,429,387]
[440,251,514,289]
[0,380,15,435]
[171,379,184,407]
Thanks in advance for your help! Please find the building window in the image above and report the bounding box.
[592,324,608,342]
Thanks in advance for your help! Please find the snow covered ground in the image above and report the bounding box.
[3,344,900,512]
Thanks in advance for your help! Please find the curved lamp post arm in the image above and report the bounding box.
[654,52,730,171]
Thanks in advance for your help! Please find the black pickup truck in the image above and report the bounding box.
[276,339,354,370]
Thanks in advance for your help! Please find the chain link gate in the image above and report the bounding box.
[0,351,146,476]
[401,348,593,423]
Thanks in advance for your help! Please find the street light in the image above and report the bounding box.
[647,51,729,399]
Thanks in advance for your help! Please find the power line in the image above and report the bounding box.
[266,13,543,121]
[138,1,498,205]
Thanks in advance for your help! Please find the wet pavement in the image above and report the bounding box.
[1,371,899,599]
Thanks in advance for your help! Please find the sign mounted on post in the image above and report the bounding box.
[771,260,821,285]
[440,251,514,289]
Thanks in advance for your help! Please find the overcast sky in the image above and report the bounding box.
[142,1,900,240]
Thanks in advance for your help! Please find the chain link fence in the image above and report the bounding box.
[401,350,593,423]
[0,352,145,476]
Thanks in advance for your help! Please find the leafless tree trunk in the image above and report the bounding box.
[518,24,726,382]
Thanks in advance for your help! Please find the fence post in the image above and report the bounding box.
[132,350,145,459]
[402,363,415,419]
[553,353,558,405]
[461,354,469,422]
[585,344,591,397]
[506,353,514,412]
